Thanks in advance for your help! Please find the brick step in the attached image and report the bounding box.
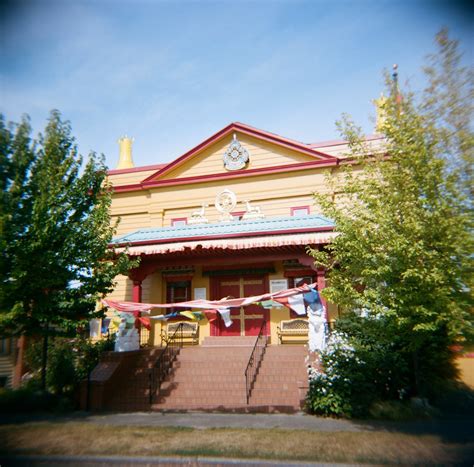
[253,375,306,382]
[163,372,245,387]
[202,336,257,346]
[168,366,247,375]
[156,397,248,406]
[179,347,251,359]
[152,403,301,413]
[264,346,307,353]
[251,382,301,391]
[174,357,250,364]
[153,403,251,411]
[160,383,246,393]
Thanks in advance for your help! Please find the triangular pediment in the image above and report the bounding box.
[142,123,336,184]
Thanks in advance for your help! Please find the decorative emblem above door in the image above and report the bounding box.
[223,134,250,171]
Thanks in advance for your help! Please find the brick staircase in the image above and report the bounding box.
[86,337,309,413]
[151,337,308,413]
[248,345,308,411]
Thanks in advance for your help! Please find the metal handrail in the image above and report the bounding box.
[244,320,268,404]
[149,322,184,405]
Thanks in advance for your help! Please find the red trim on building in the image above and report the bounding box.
[171,217,187,226]
[202,262,274,273]
[163,274,194,282]
[291,206,311,216]
[141,122,337,184]
[113,158,339,193]
[284,269,316,278]
[113,225,334,248]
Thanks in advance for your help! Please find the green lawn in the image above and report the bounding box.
[1,421,473,464]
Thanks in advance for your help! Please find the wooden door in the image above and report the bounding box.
[211,275,269,336]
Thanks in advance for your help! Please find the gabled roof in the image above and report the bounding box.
[112,214,334,246]
[142,122,337,183]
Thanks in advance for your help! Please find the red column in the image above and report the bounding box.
[132,280,142,303]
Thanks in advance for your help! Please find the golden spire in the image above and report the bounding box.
[374,64,401,132]
[374,93,388,132]
[117,135,135,169]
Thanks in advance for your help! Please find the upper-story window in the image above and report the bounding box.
[291,206,310,217]
[171,218,187,227]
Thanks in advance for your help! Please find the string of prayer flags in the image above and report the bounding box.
[217,307,233,327]
[273,293,306,315]
[203,309,218,322]
[136,316,151,330]
[180,311,204,321]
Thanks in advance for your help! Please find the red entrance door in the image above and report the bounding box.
[211,276,269,336]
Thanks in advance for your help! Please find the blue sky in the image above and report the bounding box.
[1,0,472,169]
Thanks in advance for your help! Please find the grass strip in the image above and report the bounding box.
[0,422,472,464]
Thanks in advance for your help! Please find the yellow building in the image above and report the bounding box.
[105,122,384,346]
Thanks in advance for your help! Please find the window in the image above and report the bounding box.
[171,218,187,227]
[291,206,310,217]
[294,276,314,287]
[166,280,191,313]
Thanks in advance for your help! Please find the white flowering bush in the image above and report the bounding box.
[306,315,410,418]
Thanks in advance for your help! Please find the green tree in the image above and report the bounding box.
[311,30,473,399]
[0,110,135,388]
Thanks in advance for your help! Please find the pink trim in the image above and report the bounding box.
[142,122,336,183]
[107,163,167,175]
[291,206,310,216]
[113,225,334,248]
[171,217,187,226]
[114,158,339,193]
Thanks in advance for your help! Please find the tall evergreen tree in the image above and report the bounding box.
[311,31,473,397]
[0,110,134,342]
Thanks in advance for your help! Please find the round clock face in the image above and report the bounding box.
[223,135,249,171]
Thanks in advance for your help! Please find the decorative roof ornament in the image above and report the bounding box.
[188,203,209,224]
[223,134,250,171]
[215,189,237,222]
[117,135,135,169]
[374,64,403,132]
[242,200,265,220]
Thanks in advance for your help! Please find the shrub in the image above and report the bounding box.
[0,387,73,414]
[23,334,115,401]
[306,314,411,418]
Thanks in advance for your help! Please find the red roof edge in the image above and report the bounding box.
[142,122,337,183]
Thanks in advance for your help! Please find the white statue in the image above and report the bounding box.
[188,203,209,224]
[115,317,140,352]
[242,200,265,220]
[307,305,327,353]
